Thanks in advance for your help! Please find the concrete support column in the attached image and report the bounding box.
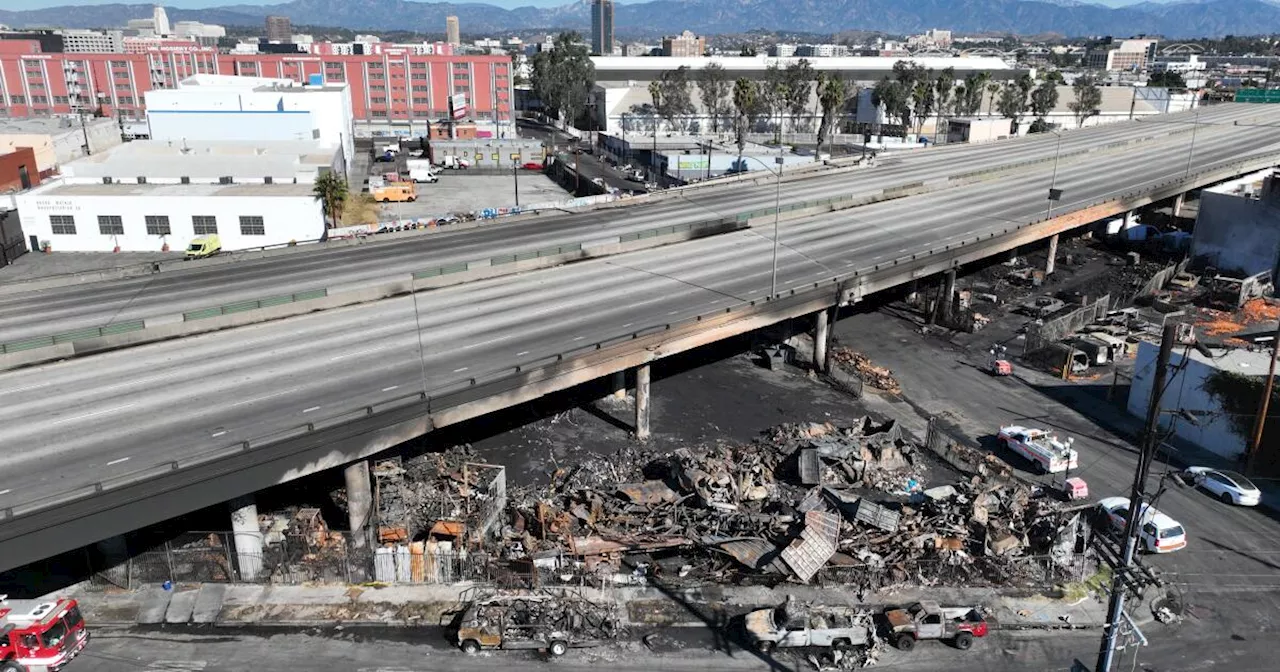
[230,496,262,582]
[814,308,830,373]
[610,370,627,399]
[345,461,373,550]
[1008,247,1018,263]
[1172,192,1186,218]
[940,269,957,320]
[635,363,651,442]
[1045,233,1059,275]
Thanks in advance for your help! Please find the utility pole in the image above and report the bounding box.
[1096,321,1177,672]
[1245,319,1280,474]
[513,157,520,207]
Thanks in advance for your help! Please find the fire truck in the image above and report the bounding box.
[996,425,1079,474]
[1,596,89,671]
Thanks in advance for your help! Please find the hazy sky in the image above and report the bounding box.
[6,0,583,10]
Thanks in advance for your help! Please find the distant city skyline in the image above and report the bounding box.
[4,0,605,10]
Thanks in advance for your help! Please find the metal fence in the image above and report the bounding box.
[1024,294,1112,354]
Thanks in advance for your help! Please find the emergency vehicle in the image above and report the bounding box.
[996,425,1079,474]
[1,596,89,671]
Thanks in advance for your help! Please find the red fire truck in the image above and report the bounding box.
[1,596,89,671]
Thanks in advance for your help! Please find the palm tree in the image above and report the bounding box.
[816,73,849,161]
[732,77,757,157]
[312,172,348,229]
[986,83,1000,116]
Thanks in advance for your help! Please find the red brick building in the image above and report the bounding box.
[0,146,40,193]
[0,41,513,126]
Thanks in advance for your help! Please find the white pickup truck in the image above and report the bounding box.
[997,425,1079,474]
[743,604,872,653]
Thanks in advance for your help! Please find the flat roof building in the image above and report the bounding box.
[14,138,333,253]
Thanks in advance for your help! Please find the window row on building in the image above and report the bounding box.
[47,213,265,236]
[0,49,513,123]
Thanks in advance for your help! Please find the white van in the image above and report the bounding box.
[1098,497,1186,553]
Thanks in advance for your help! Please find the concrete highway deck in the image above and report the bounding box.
[2,104,1279,534]
[0,104,1269,347]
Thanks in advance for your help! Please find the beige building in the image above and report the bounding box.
[1088,38,1159,71]
[264,15,291,42]
[662,31,705,58]
[446,16,460,46]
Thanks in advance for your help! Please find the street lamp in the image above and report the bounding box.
[736,155,787,297]
[1183,105,1201,180]
[1045,129,1065,221]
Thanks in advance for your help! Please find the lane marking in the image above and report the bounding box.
[621,322,633,328]
[303,406,321,413]
[454,367,469,373]
[330,344,394,362]
[0,489,10,496]
[107,457,131,466]
[211,431,227,438]
[230,387,300,409]
[667,310,680,315]
[381,385,399,392]
[50,403,138,426]
[573,336,585,341]
[516,351,530,356]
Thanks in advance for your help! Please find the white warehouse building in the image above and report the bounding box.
[144,73,356,181]
[15,139,334,253]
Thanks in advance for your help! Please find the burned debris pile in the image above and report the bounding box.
[386,421,1082,590]
[830,349,901,394]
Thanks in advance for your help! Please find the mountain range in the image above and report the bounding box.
[2,0,1279,38]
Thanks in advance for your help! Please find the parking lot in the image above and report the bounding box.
[373,171,570,221]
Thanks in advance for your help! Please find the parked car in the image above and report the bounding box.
[743,603,872,653]
[1183,467,1261,506]
[521,161,545,171]
[1097,496,1187,553]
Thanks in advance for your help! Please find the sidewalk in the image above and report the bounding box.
[61,580,1111,633]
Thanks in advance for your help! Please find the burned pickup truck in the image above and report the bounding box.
[743,601,874,653]
[884,601,988,651]
[446,589,619,657]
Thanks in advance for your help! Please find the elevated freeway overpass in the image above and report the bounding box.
[3,104,1280,573]
[0,104,1264,365]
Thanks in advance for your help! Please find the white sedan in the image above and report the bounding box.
[1184,467,1262,506]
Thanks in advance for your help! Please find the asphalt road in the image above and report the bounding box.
[68,586,1280,672]
[3,106,1280,516]
[0,104,1271,347]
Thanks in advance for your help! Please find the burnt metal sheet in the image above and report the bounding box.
[780,510,841,583]
[704,537,787,573]
[797,448,820,486]
[616,480,679,505]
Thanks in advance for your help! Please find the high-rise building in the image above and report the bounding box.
[446,16,460,46]
[661,30,704,58]
[265,15,292,42]
[591,0,614,56]
[61,30,125,53]
[152,5,171,37]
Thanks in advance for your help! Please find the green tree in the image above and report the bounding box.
[783,58,816,133]
[529,31,595,130]
[312,171,348,229]
[1070,75,1103,128]
[657,66,695,131]
[732,77,758,156]
[815,73,849,160]
[762,63,788,142]
[986,82,1000,116]
[647,80,662,135]
[1029,79,1060,123]
[872,77,909,134]
[934,67,956,118]
[697,62,731,134]
[1148,70,1188,89]
[996,81,1029,133]
[911,75,937,136]
[1042,69,1066,85]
